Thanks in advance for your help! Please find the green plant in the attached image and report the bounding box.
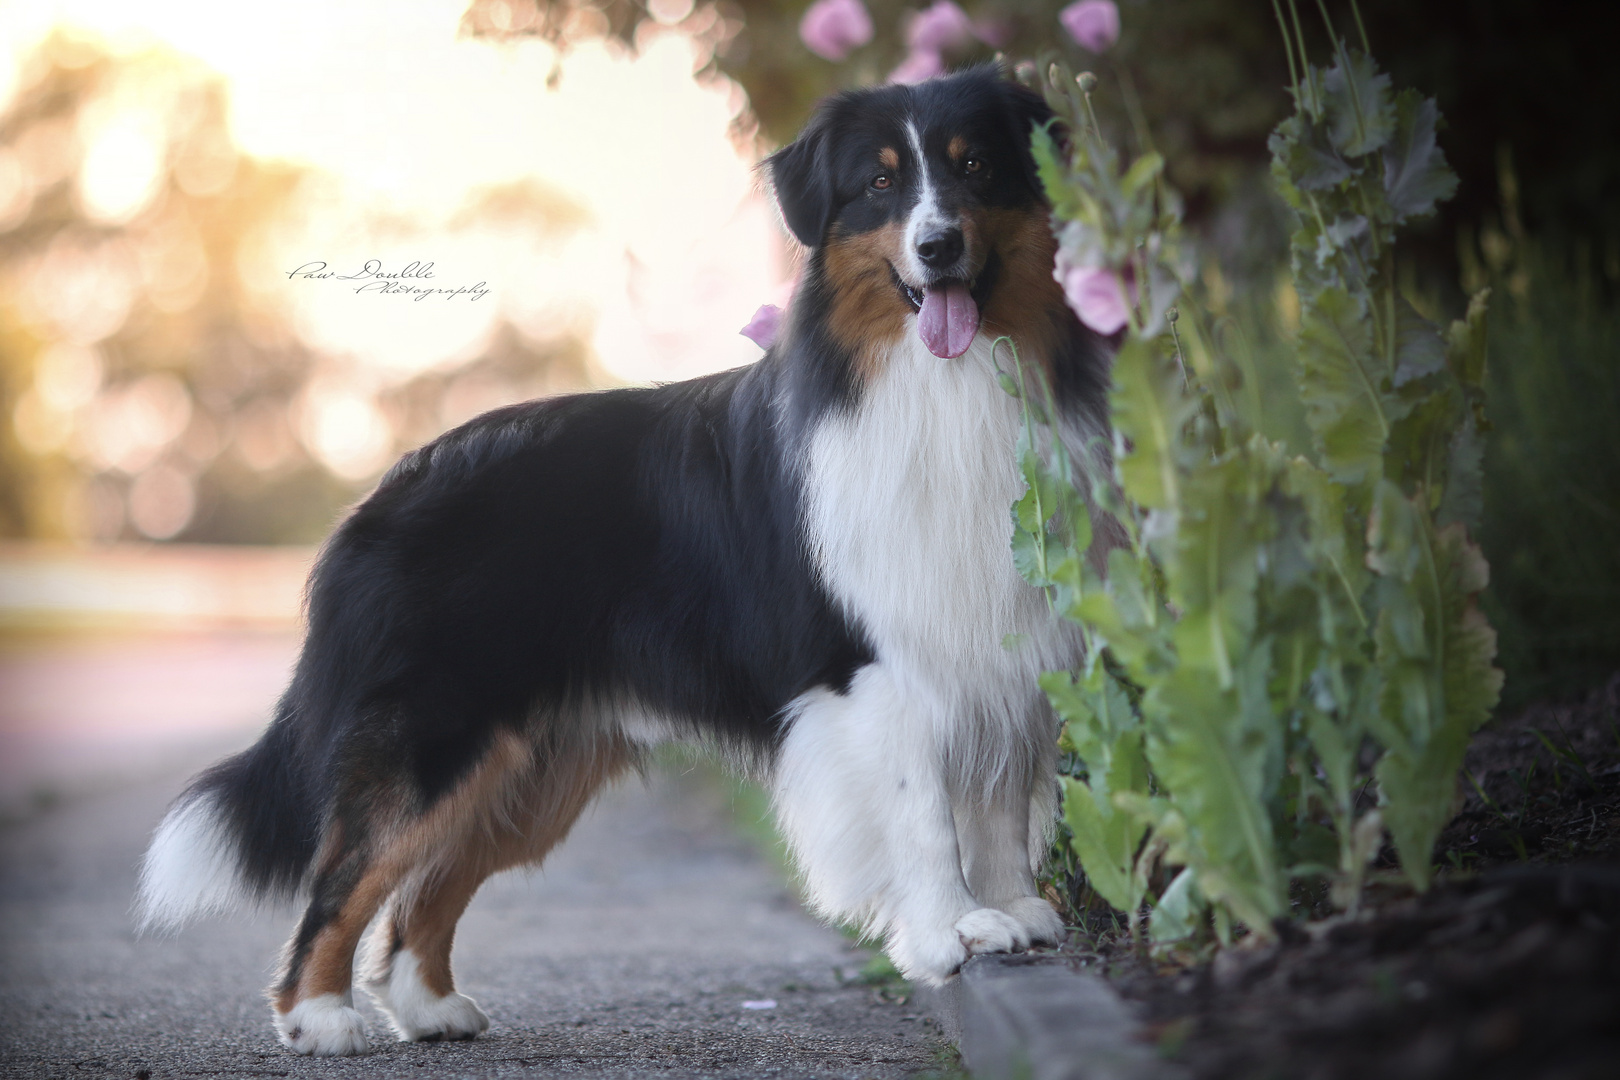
[1007,2,1501,943]
[1469,219,1620,707]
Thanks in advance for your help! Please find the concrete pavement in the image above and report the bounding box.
[0,635,949,1079]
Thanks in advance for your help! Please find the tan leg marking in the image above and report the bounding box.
[362,729,633,999]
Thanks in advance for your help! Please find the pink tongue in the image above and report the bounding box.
[917,281,980,358]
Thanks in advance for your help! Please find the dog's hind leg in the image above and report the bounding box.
[360,862,493,1043]
[270,828,405,1056]
[360,729,630,1044]
[267,729,526,1055]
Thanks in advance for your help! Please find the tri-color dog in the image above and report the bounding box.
[137,65,1114,1056]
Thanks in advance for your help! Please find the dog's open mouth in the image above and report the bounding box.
[892,268,981,360]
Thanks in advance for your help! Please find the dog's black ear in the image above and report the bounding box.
[766,117,833,249]
[998,78,1062,199]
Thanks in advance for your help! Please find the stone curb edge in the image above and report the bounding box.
[914,954,1189,1080]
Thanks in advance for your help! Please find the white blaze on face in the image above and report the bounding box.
[902,120,980,360]
[900,120,948,285]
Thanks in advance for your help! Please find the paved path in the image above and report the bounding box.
[0,635,947,1079]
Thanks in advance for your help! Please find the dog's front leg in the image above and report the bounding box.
[772,665,1031,986]
[955,760,1066,948]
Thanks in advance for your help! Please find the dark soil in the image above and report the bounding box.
[1080,675,1620,1080]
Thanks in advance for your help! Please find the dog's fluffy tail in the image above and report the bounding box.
[135,713,319,934]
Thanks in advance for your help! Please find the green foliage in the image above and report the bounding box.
[1048,664,1148,914]
[1012,11,1501,943]
[1469,228,1620,707]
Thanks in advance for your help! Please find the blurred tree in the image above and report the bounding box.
[0,32,593,545]
[462,1,1619,288]
[0,32,320,542]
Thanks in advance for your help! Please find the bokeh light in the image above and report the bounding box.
[1,0,792,543]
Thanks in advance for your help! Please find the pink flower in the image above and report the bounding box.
[888,47,946,85]
[1060,0,1120,53]
[1060,266,1131,335]
[972,18,1014,49]
[799,0,874,62]
[906,1,975,53]
[740,304,784,348]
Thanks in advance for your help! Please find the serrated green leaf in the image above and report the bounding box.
[1282,455,1368,632]
[1075,554,1170,680]
[1043,667,1138,759]
[1446,288,1491,392]
[1111,337,1201,509]
[1142,650,1286,930]
[1314,215,1369,270]
[1367,487,1503,890]
[1436,413,1483,529]
[1061,724,1151,913]
[1383,90,1459,222]
[1010,427,1093,589]
[1149,867,1208,942]
[1120,151,1165,199]
[1269,114,1355,193]
[1392,296,1447,387]
[1031,120,1082,221]
[1297,287,1390,487]
[1322,52,1395,157]
[1163,456,1264,687]
[1011,517,1069,588]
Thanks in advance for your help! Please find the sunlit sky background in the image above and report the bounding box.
[0,0,791,393]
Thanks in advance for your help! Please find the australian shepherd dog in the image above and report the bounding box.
[136,65,1114,1056]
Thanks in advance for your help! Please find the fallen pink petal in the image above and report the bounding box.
[1060,0,1121,53]
[740,304,784,349]
[1060,266,1131,335]
[799,0,874,62]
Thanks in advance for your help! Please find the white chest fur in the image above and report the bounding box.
[801,334,1082,708]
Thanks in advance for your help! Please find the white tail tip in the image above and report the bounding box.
[134,793,245,934]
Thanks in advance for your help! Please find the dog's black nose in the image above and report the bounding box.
[915,227,964,270]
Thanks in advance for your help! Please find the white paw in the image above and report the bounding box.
[884,925,969,988]
[388,991,490,1043]
[275,993,369,1056]
[954,906,1031,955]
[1000,895,1065,946]
[364,950,490,1043]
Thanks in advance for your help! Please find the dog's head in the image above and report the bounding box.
[767,66,1059,361]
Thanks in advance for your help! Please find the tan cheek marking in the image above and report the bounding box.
[947,135,967,162]
[879,146,899,169]
[959,204,988,273]
[822,222,910,380]
[979,206,1069,384]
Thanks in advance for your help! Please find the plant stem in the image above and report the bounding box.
[1271,0,1302,106]
[1348,0,1372,54]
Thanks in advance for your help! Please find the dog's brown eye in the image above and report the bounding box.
[964,158,983,174]
[871,174,892,190]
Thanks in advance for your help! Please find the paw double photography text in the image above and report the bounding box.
[285,260,490,301]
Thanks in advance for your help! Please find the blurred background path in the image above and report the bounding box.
[0,548,946,1079]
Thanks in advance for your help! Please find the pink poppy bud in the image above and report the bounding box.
[1060,0,1121,53]
[1060,266,1130,335]
[740,304,784,349]
[799,0,874,62]
[888,48,946,86]
[906,1,975,54]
